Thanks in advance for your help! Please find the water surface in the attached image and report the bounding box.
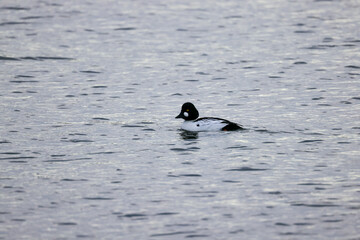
[1,0,360,239]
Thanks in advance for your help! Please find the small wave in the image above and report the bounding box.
[21,56,74,61]
[291,202,339,208]
[0,56,20,61]
[92,117,110,121]
[122,124,145,128]
[299,139,323,143]
[0,21,29,26]
[114,27,136,31]
[116,213,147,218]
[0,156,36,161]
[80,70,102,74]
[226,167,268,171]
[0,6,31,10]
[57,222,77,226]
[345,65,360,69]
[150,231,196,237]
[83,197,114,200]
[179,174,202,177]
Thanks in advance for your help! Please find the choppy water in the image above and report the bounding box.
[1,0,360,239]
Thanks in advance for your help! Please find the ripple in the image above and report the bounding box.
[298,182,330,186]
[80,70,102,74]
[61,178,88,182]
[155,212,178,216]
[114,27,136,31]
[116,213,147,218]
[170,147,199,152]
[222,180,241,183]
[0,152,21,155]
[312,97,324,100]
[186,234,210,238]
[322,219,343,223]
[57,222,77,226]
[275,222,291,226]
[253,129,278,134]
[14,75,35,78]
[306,45,329,50]
[294,222,314,226]
[21,16,53,20]
[142,128,155,131]
[51,154,66,157]
[11,219,26,222]
[224,15,242,19]
[195,71,210,75]
[89,151,115,155]
[179,174,202,177]
[226,167,268,171]
[229,229,244,234]
[44,157,92,163]
[21,56,74,61]
[0,56,20,61]
[299,139,323,143]
[83,197,114,200]
[92,117,110,121]
[345,65,360,69]
[279,232,313,236]
[10,80,39,83]
[9,160,28,163]
[122,124,145,128]
[294,30,314,34]
[65,139,94,143]
[226,145,255,150]
[291,203,340,208]
[0,6,31,10]
[266,191,282,195]
[0,21,29,26]
[0,156,36,161]
[150,231,197,237]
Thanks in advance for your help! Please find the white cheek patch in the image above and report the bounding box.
[184,112,189,117]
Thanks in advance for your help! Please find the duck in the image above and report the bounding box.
[175,102,243,132]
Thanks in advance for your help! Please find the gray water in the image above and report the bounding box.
[1,0,360,239]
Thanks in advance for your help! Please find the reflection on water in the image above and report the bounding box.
[1,0,360,239]
[179,130,199,140]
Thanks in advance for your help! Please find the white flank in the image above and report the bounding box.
[181,119,227,132]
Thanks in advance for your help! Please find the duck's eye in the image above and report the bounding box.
[186,109,189,112]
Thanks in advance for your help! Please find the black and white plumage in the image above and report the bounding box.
[175,102,243,132]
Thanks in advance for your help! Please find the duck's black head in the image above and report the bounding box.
[175,102,199,121]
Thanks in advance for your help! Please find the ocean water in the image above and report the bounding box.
[0,0,359,239]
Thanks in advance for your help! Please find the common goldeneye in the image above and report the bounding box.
[175,102,243,132]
